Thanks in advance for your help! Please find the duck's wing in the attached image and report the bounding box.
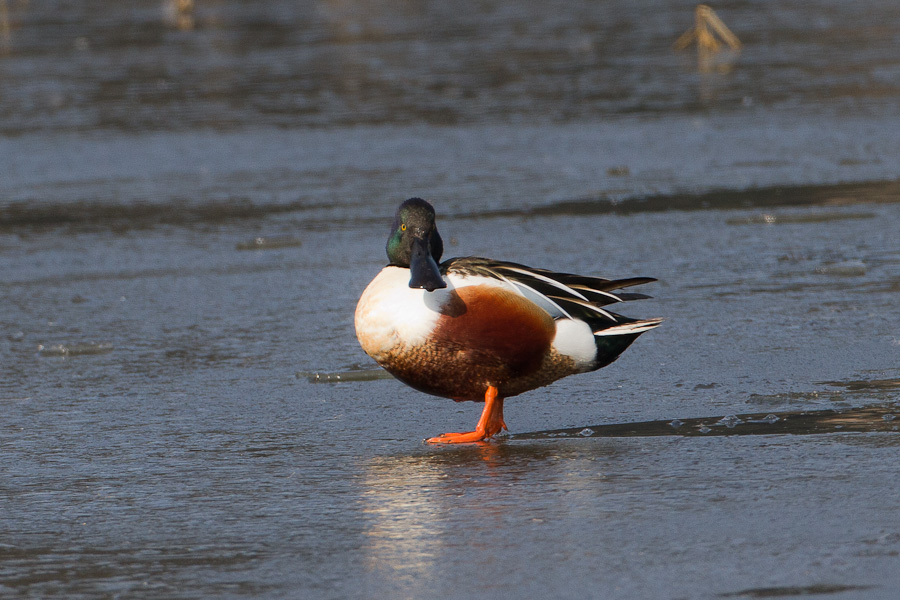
[442,257,657,327]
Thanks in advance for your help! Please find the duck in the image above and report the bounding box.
[355,198,662,443]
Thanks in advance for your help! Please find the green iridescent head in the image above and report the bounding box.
[386,198,446,292]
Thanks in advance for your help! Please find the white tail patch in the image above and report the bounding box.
[552,319,598,372]
[593,318,663,336]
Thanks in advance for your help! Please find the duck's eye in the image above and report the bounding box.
[400,223,407,231]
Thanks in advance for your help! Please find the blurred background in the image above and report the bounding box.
[2,2,900,599]
[3,0,900,217]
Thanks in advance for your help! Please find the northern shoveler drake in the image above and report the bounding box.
[355,198,662,443]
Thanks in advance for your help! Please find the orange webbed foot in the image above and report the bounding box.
[426,386,506,444]
[426,430,492,444]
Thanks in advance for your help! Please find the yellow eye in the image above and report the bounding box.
[400,223,407,231]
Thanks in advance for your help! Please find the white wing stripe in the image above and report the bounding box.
[554,297,618,321]
[503,277,573,319]
[500,267,591,301]
[568,285,622,302]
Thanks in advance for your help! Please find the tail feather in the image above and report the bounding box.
[593,318,664,336]
[589,318,663,371]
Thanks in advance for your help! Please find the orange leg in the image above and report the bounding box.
[426,385,508,444]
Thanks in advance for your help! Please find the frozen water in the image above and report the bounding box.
[3,2,900,599]
[716,415,744,429]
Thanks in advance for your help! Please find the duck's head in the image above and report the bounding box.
[386,198,447,292]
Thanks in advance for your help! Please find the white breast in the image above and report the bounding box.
[354,266,444,359]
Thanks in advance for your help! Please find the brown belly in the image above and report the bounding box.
[378,285,574,401]
[382,343,578,401]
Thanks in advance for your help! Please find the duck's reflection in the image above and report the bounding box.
[360,400,900,588]
[360,442,617,588]
[360,455,443,589]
